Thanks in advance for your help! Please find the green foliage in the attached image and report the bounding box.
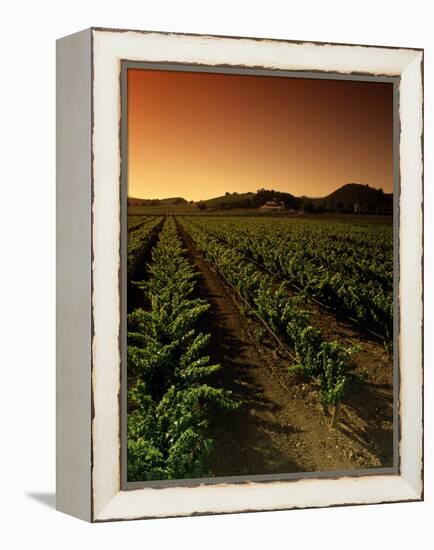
[182,215,393,348]
[181,217,361,409]
[127,217,237,481]
[127,216,163,277]
[289,336,359,405]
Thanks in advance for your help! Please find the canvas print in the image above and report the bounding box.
[125,67,395,483]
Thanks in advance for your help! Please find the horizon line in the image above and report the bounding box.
[128,183,393,202]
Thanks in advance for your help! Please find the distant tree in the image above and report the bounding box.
[197,201,206,210]
[254,188,301,210]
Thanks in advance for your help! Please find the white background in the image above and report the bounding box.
[0,0,431,547]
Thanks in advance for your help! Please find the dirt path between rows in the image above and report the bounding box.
[176,218,393,476]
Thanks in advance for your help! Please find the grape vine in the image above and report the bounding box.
[127,217,236,481]
[180,218,360,416]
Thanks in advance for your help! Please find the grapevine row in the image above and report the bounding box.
[179,217,360,422]
[127,216,163,278]
[127,217,236,481]
[128,214,159,231]
[183,216,393,346]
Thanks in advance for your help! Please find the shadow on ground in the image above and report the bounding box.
[26,492,56,509]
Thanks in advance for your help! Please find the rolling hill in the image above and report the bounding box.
[313,183,393,214]
[202,189,300,210]
[202,192,256,209]
[199,184,391,214]
[129,183,392,214]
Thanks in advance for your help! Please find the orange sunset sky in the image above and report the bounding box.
[127,68,394,201]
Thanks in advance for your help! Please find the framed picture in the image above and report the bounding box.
[56,27,423,522]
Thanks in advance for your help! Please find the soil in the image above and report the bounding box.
[176,218,394,476]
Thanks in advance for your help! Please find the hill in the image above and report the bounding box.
[199,185,391,214]
[312,183,393,214]
[201,189,300,210]
[202,192,256,209]
[128,184,392,215]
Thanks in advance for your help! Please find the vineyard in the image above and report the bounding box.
[127,213,394,480]
[127,217,237,480]
[182,216,393,346]
[127,216,163,278]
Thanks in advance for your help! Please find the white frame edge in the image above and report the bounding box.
[87,29,423,522]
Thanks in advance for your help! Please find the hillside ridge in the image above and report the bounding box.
[130,183,393,214]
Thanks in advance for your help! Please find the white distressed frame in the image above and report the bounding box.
[57,28,423,522]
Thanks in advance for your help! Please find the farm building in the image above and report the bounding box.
[259,200,285,212]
